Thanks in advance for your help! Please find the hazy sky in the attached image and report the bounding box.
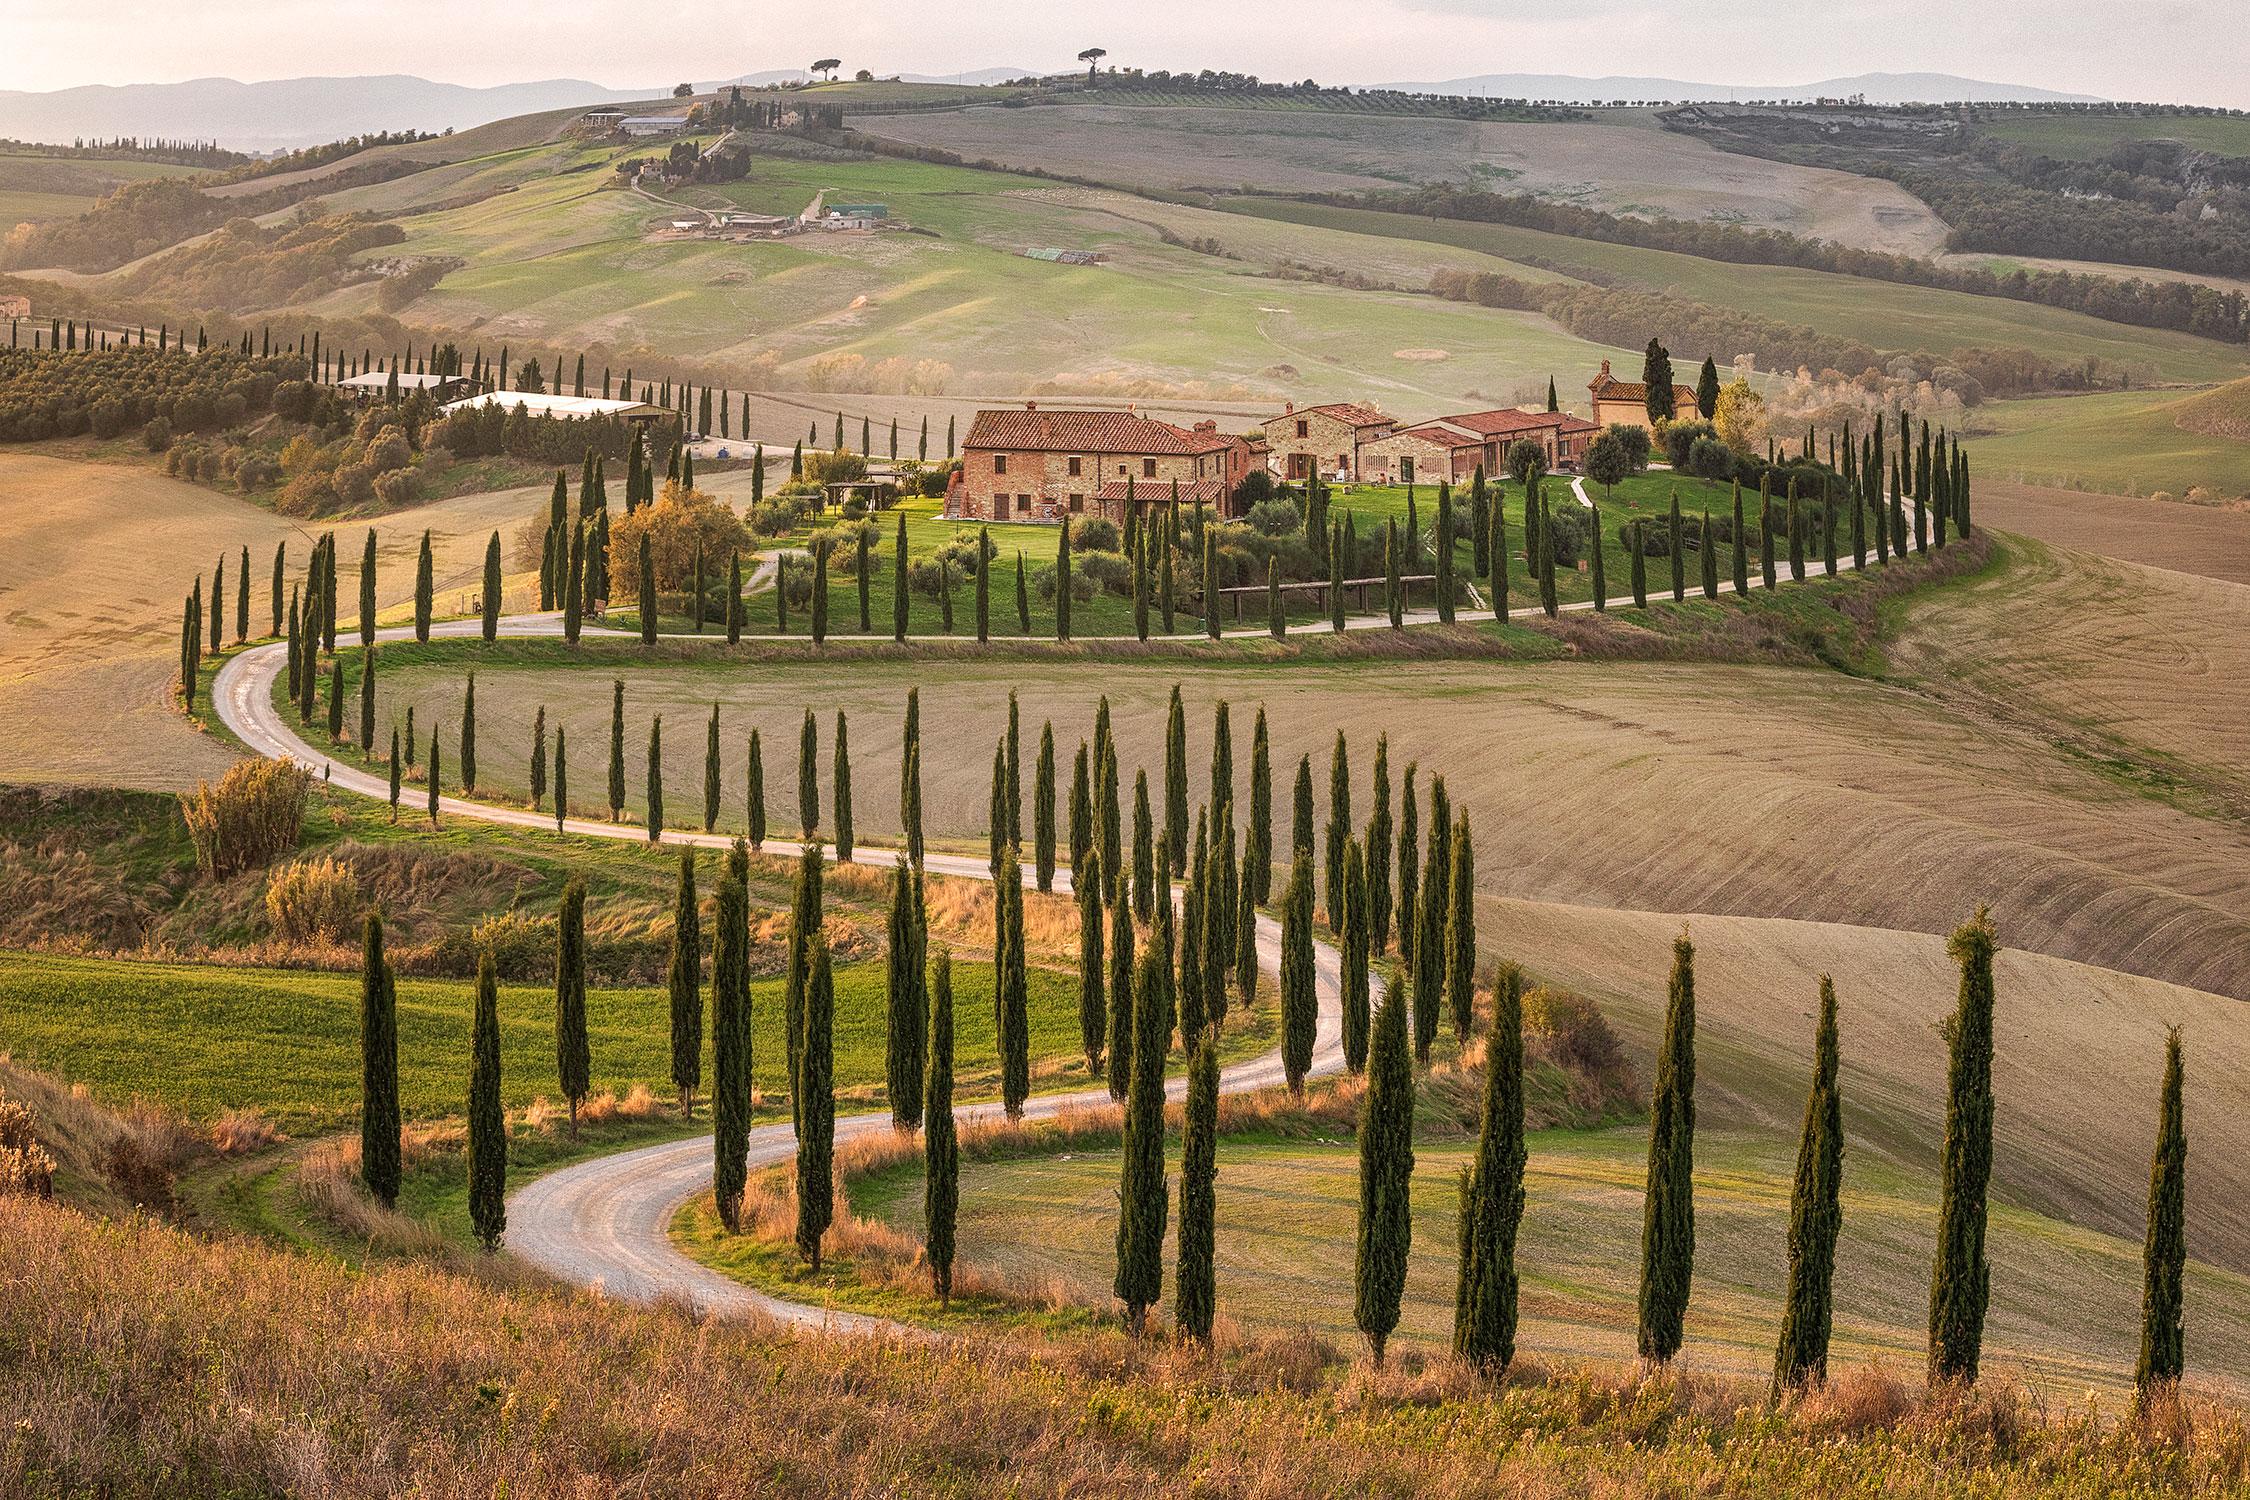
[6,0,2245,107]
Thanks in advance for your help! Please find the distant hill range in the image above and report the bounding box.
[0,74,653,152]
[0,67,2104,154]
[1375,71,2103,105]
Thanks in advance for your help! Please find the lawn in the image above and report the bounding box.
[858,1126,2250,1395]
[1966,387,2250,499]
[0,946,1081,1132]
[1976,112,2250,161]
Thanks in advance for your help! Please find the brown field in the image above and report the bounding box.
[861,105,1950,255]
[1972,478,2250,585]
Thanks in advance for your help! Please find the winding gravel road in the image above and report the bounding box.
[213,616,1344,1334]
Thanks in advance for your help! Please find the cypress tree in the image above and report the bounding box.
[1005,691,1021,850]
[1396,764,1419,970]
[1789,484,1808,582]
[1281,853,1316,1092]
[271,541,286,638]
[832,710,854,861]
[1413,779,1450,1060]
[1248,708,1272,904]
[386,727,401,819]
[1761,476,1779,589]
[1356,976,1415,1365]
[1929,908,1997,1386]
[746,728,766,849]
[1444,814,1476,1040]
[893,512,910,642]
[976,526,991,642]
[359,648,376,752]
[923,946,959,1305]
[1325,731,1351,935]
[1589,499,1608,610]
[1176,1034,1220,1343]
[358,914,401,1207]
[1203,530,1221,640]
[2136,1027,2187,1401]
[607,680,625,821]
[1134,773,1152,926]
[1069,741,1092,879]
[1098,736,1123,913]
[1233,843,1258,1006]
[796,936,836,1268]
[814,541,835,644]
[1668,490,1686,602]
[996,846,1030,1118]
[1034,721,1057,892]
[784,842,825,1127]
[1208,699,1233,830]
[644,716,664,840]
[1133,526,1151,641]
[564,524,585,643]
[552,726,566,831]
[989,739,1009,880]
[1455,960,1526,1370]
[1436,481,1457,622]
[482,531,502,641]
[1078,851,1107,1071]
[360,529,377,646]
[1638,929,1698,1366]
[327,658,345,741]
[1205,814,1237,1028]
[1170,683,1188,872]
[1774,974,1844,1392]
[1055,521,1072,641]
[1106,859,1136,1101]
[555,879,591,1136]
[798,709,818,838]
[414,530,433,642]
[1488,497,1509,620]
[668,850,703,1115]
[1367,735,1393,954]
[1732,483,1749,595]
[886,860,927,1129]
[1179,814,1208,1044]
[1536,494,1558,618]
[1342,841,1371,1071]
[468,949,506,1252]
[1161,516,1177,635]
[426,727,442,827]
[702,705,721,832]
[711,865,751,1230]
[1630,521,1649,608]
[726,550,743,644]
[1385,520,1402,627]
[1114,936,1171,1334]
[1291,754,1314,863]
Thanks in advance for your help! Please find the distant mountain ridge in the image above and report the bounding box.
[0,74,651,152]
[1375,71,2102,105]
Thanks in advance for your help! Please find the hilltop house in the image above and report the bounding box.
[947,404,1264,524]
[333,369,476,404]
[1588,359,1697,431]
[1262,401,1394,482]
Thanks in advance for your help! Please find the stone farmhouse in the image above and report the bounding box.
[1263,401,1395,482]
[948,405,1267,524]
[1589,358,1698,430]
[1360,407,1598,484]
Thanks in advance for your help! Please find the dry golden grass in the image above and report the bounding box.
[7,1194,2249,1497]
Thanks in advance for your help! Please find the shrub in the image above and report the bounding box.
[263,856,364,943]
[371,467,420,508]
[1246,497,1302,538]
[806,448,868,485]
[0,1090,56,1200]
[1606,423,1652,470]
[141,415,173,452]
[233,454,280,492]
[1034,563,1097,604]
[1075,548,1132,596]
[1659,419,1718,471]
[1686,436,1737,482]
[1542,501,1590,567]
[1523,983,1628,1080]
[178,760,311,878]
[1071,516,1121,553]
[607,485,754,596]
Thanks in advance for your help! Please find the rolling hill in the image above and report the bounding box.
[1379,72,2102,105]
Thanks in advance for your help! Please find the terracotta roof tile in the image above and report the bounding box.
[1093,477,1228,504]
[965,408,1232,456]
[1269,402,1393,431]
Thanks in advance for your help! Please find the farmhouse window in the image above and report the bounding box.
[994,453,1008,475]
[1068,493,1083,512]
[1400,457,1415,484]
[1141,458,1157,479]
[1067,456,1082,476]
[1295,419,1308,438]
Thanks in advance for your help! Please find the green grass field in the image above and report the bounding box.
[1977,113,2250,161]
[0,946,1080,1132]
[1968,388,2250,498]
[857,1125,2250,1394]
[1229,200,2250,389]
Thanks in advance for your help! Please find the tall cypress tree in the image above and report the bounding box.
[1114,937,1171,1334]
[1069,741,1092,877]
[1638,929,1698,1365]
[1455,960,1525,1370]
[1929,907,1997,1386]
[327,658,345,741]
[426,726,442,827]
[1176,1034,1220,1343]
[1413,780,1451,1060]
[796,936,836,1267]
[712,865,751,1230]
[1366,735,1393,955]
[1106,858,1136,1102]
[1732,483,1750,595]
[1281,853,1316,1092]
[1341,840,1371,1071]
[923,946,958,1306]
[414,529,433,642]
[549,726,563,829]
[1055,520,1072,641]
[893,511,910,642]
[1034,721,1057,892]
[797,709,819,838]
[1291,754,1314,864]
[1444,814,1476,1040]
[482,531,502,641]
[358,648,376,752]
[1077,851,1107,1071]
[975,526,991,642]
[360,529,377,647]
[1774,974,1844,1392]
[1395,764,1419,970]
[700,704,721,832]
[271,540,286,638]
[644,716,664,840]
[1164,685,1188,876]
[468,948,505,1251]
[886,860,927,1129]
[2136,1026,2187,1401]
[1248,708,1273,904]
[1131,771,1156,923]
[784,841,824,1128]
[608,679,625,821]
[668,850,703,1115]
[1325,731,1351,935]
[358,914,401,1207]
[746,729,766,849]
[832,710,854,861]
[1004,691,1021,850]
[995,845,1029,1118]
[459,673,477,792]
[1356,976,1415,1365]
[555,879,591,1136]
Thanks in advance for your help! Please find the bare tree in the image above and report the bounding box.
[1078,48,1107,86]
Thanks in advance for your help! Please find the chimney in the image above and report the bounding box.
[1598,359,1611,378]
[1284,400,1295,415]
